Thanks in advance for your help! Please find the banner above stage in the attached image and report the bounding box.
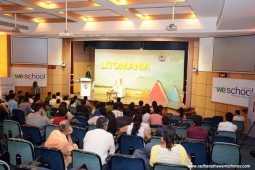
[11,67,47,87]
[212,77,255,107]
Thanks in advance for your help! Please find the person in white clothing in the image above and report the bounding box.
[83,117,115,167]
[233,110,245,121]
[119,114,151,140]
[112,103,123,118]
[217,112,237,132]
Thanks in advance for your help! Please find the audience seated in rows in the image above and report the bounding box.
[187,115,208,141]
[105,100,114,112]
[217,112,237,132]
[45,120,78,168]
[83,117,115,168]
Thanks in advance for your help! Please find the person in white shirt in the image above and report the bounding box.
[233,110,245,121]
[217,112,237,132]
[49,94,57,106]
[112,103,123,118]
[83,117,115,168]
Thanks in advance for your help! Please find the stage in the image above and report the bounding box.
[83,92,184,111]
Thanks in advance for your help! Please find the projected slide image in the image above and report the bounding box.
[95,49,184,101]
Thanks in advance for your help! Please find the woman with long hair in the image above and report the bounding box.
[119,114,151,140]
[150,126,192,167]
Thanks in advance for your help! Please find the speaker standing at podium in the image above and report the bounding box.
[85,71,91,79]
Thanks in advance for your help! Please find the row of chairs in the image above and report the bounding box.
[2,137,191,170]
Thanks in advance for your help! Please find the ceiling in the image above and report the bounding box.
[0,0,255,38]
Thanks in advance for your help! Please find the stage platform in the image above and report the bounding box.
[83,92,184,111]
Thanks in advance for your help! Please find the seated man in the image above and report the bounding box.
[155,116,170,136]
[45,120,78,168]
[217,112,237,132]
[26,103,50,136]
[83,117,115,168]
[187,115,208,141]
[233,110,245,121]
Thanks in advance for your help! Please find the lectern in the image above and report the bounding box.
[80,78,92,97]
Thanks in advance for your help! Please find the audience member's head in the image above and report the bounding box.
[131,114,143,135]
[128,102,135,111]
[56,99,61,104]
[99,106,107,116]
[138,100,144,107]
[193,115,203,126]
[96,117,109,130]
[113,102,119,110]
[235,110,241,115]
[52,94,56,99]
[47,92,52,96]
[162,116,170,126]
[23,96,29,103]
[59,120,72,135]
[105,111,117,135]
[58,104,68,117]
[153,106,161,115]
[152,101,157,108]
[162,126,176,150]
[56,92,61,96]
[9,93,16,100]
[33,103,44,113]
[83,96,88,101]
[226,112,234,122]
[63,95,69,101]
[116,97,121,103]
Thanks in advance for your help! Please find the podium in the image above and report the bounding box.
[80,78,92,97]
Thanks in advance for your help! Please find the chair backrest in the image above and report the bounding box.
[21,125,42,145]
[153,162,189,170]
[75,116,88,127]
[232,121,244,132]
[119,135,144,155]
[217,131,237,143]
[212,116,223,125]
[170,116,182,121]
[150,136,161,146]
[3,120,22,138]
[212,135,235,144]
[181,140,207,165]
[68,106,76,114]
[72,149,102,170]
[71,127,87,149]
[44,124,58,140]
[88,125,96,131]
[110,154,145,170]
[70,121,86,129]
[212,142,240,165]
[16,165,50,170]
[0,160,10,170]
[74,112,86,117]
[166,113,173,118]
[7,138,34,166]
[34,146,65,170]
[173,126,187,139]
[12,109,25,125]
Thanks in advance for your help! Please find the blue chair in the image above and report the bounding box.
[75,116,88,127]
[181,140,208,165]
[70,121,86,129]
[12,109,25,125]
[88,125,96,131]
[119,135,144,155]
[150,136,161,146]
[21,125,42,145]
[72,149,102,170]
[153,162,189,170]
[0,160,10,170]
[212,116,223,126]
[211,142,240,165]
[7,138,34,167]
[68,106,76,114]
[173,126,187,142]
[110,154,145,170]
[169,119,179,126]
[217,131,237,143]
[74,112,86,117]
[44,124,58,140]
[212,135,235,144]
[171,116,182,121]
[71,127,87,149]
[34,146,65,170]
[3,120,22,139]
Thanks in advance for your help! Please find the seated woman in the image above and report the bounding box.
[150,126,192,167]
[119,114,151,141]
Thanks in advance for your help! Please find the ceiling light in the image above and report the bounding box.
[166,4,178,31]
[59,0,74,38]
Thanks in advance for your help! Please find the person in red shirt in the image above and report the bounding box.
[187,115,208,141]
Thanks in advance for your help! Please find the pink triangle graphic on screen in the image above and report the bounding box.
[150,80,169,102]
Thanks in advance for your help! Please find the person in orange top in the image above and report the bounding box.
[150,106,163,126]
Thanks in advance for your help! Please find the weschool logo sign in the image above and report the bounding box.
[212,78,255,107]
[11,67,47,87]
